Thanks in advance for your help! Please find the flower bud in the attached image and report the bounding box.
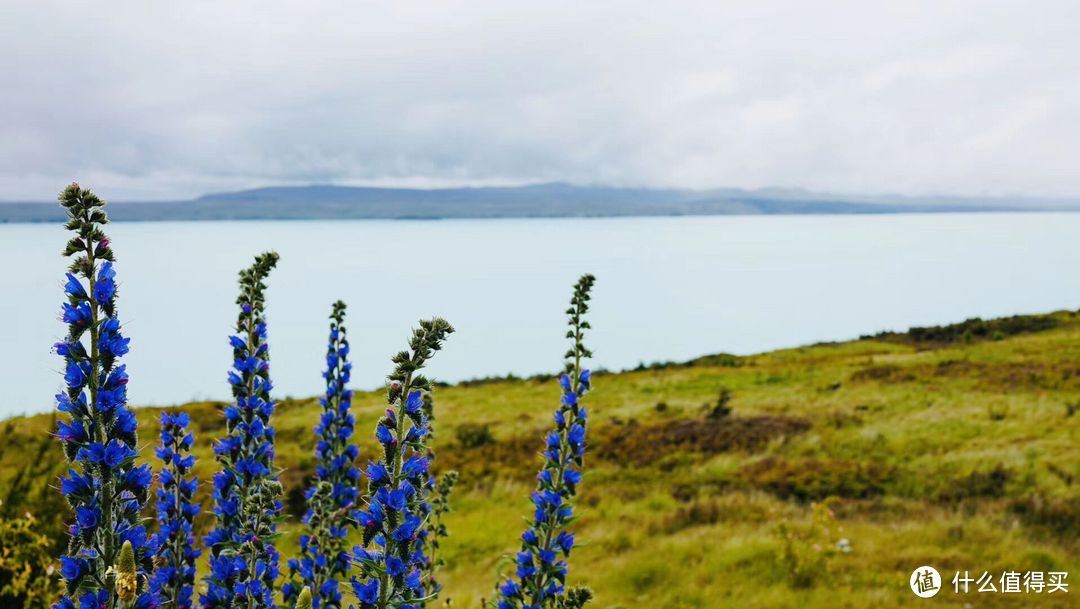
[295,587,313,609]
[115,540,137,602]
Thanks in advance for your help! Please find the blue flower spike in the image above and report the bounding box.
[348,318,454,609]
[493,274,597,609]
[52,183,156,609]
[202,252,284,609]
[149,411,200,609]
[284,301,361,609]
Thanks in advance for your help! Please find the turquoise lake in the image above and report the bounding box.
[2,213,1079,417]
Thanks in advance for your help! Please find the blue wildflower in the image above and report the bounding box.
[203,252,283,609]
[556,531,575,555]
[61,301,92,327]
[56,419,87,443]
[387,556,407,577]
[367,460,389,486]
[376,424,395,446]
[393,515,423,543]
[98,316,130,357]
[77,589,109,609]
[493,274,596,609]
[64,273,88,298]
[285,301,361,609]
[64,359,89,390]
[383,487,408,512]
[149,411,200,609]
[119,464,153,494]
[348,318,453,609]
[351,579,380,605]
[404,390,423,414]
[94,262,116,302]
[500,579,522,597]
[404,569,423,594]
[60,469,95,497]
[75,505,99,530]
[53,183,154,608]
[60,555,89,582]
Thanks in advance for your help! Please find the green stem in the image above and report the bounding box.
[246,509,263,609]
[168,458,184,609]
[378,365,413,609]
[529,305,585,606]
[243,280,261,609]
[80,212,119,606]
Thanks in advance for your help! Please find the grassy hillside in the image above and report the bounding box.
[2,311,1078,608]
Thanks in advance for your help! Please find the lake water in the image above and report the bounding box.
[2,213,1079,418]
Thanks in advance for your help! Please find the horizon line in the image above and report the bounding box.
[4,180,1080,205]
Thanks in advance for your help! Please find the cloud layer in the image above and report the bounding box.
[2,1,1077,199]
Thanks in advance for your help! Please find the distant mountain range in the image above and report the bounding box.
[3,183,1079,222]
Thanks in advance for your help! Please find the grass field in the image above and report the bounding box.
[2,311,1078,608]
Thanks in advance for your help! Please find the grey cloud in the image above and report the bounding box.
[2,0,1078,200]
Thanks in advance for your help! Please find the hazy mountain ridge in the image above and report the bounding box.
[2,182,1077,222]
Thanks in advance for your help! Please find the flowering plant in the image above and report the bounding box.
[493,275,596,609]
[53,183,155,609]
[349,318,454,609]
[284,301,361,609]
[203,252,284,609]
[43,184,604,609]
[149,412,200,609]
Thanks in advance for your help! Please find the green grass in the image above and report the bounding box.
[2,311,1078,608]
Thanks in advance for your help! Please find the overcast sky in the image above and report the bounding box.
[2,1,1077,200]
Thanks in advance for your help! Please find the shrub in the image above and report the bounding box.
[1009,495,1080,538]
[741,458,891,501]
[849,364,915,383]
[935,464,1011,503]
[456,422,496,449]
[0,423,69,556]
[706,387,733,419]
[593,415,811,465]
[0,512,61,609]
[655,499,723,534]
[987,404,1008,421]
[863,313,1059,345]
[632,353,742,372]
[777,503,838,589]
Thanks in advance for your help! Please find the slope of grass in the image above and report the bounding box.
[2,311,1078,608]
